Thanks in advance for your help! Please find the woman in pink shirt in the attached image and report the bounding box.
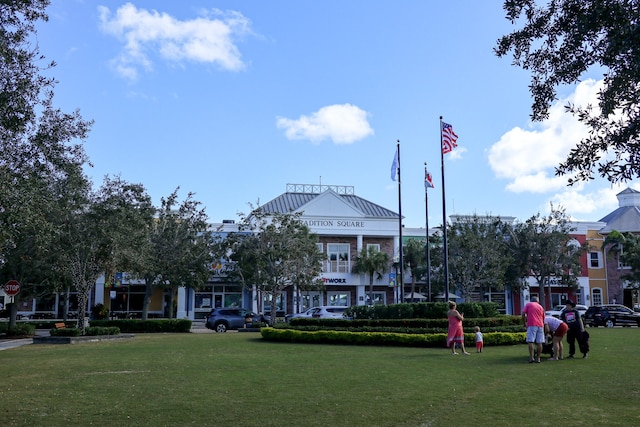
[447,301,470,355]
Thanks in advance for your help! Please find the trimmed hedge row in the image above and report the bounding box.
[90,319,192,333]
[290,316,522,330]
[50,326,121,337]
[0,322,35,337]
[345,301,500,320]
[275,324,525,335]
[260,327,526,348]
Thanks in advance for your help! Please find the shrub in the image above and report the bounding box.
[261,327,526,348]
[6,323,35,337]
[90,319,191,333]
[50,327,81,336]
[91,303,109,320]
[344,302,501,320]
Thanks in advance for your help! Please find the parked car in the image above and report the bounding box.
[285,307,318,322]
[583,304,640,328]
[311,306,349,319]
[545,304,588,319]
[205,308,264,332]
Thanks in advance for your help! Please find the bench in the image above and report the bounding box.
[54,322,66,329]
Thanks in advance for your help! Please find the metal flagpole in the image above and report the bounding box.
[396,141,404,302]
[439,117,450,301]
[424,163,432,302]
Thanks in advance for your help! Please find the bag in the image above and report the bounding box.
[578,330,590,354]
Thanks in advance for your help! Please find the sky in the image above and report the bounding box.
[34,1,639,228]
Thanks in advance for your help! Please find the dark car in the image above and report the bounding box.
[205,308,264,332]
[583,304,640,328]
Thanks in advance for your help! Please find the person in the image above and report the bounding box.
[474,326,483,353]
[561,300,587,358]
[447,301,470,355]
[522,296,545,363]
[544,315,568,360]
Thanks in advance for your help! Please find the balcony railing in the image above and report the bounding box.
[323,260,352,273]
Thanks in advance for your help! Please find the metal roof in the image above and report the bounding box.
[259,190,399,219]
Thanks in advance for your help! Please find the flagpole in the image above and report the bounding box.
[396,141,404,303]
[424,162,431,302]
[440,116,450,301]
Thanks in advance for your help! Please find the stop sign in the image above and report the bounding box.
[4,280,20,296]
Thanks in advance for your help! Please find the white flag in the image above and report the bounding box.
[391,149,398,181]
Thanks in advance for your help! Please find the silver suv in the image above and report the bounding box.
[205,308,264,332]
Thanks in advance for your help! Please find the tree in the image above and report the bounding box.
[495,0,640,184]
[353,246,390,305]
[0,0,92,328]
[447,216,510,300]
[57,177,153,333]
[134,189,215,320]
[402,239,426,303]
[222,209,325,324]
[508,207,585,309]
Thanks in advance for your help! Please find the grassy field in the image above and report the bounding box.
[0,328,638,427]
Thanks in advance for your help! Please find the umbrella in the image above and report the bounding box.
[403,292,427,300]
[434,292,461,300]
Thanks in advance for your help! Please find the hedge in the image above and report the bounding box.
[89,319,192,333]
[345,301,501,320]
[49,326,121,337]
[260,327,526,348]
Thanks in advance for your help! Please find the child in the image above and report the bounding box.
[474,326,483,353]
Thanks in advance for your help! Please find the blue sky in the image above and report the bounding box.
[35,1,638,228]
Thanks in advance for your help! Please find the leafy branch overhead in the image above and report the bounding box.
[496,0,640,184]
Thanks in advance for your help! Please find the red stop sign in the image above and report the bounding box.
[4,280,20,296]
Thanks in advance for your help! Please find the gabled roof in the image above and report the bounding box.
[599,206,640,233]
[598,187,640,233]
[259,188,399,219]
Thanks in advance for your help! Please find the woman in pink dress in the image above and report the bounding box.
[447,301,469,355]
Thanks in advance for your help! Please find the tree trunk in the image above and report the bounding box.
[76,287,89,334]
[141,278,152,321]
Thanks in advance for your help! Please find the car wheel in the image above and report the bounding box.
[214,322,228,333]
[605,319,615,328]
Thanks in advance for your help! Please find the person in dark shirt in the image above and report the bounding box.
[560,300,587,358]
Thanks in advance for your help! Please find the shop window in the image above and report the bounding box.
[327,292,350,306]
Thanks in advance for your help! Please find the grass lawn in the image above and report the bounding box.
[1,328,638,427]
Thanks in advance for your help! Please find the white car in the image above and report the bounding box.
[311,306,349,319]
[545,304,588,319]
[285,307,318,322]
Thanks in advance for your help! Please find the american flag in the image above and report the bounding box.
[425,169,434,189]
[441,121,458,154]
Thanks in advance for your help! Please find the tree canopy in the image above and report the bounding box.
[495,0,640,184]
[220,209,325,323]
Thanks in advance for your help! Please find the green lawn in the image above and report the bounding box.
[1,328,638,427]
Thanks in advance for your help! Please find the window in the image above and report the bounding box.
[327,292,350,306]
[592,288,602,306]
[365,292,386,306]
[367,243,380,252]
[316,243,323,253]
[327,243,350,273]
[589,252,601,268]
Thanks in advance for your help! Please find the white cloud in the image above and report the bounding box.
[98,3,251,80]
[487,79,631,217]
[276,104,374,144]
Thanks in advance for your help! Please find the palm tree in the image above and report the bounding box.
[403,239,426,302]
[353,246,389,305]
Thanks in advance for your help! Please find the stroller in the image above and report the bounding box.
[578,330,590,355]
[535,334,554,359]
